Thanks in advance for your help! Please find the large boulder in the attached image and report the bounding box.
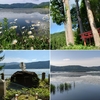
[10,71,39,88]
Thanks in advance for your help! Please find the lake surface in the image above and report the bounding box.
[1,69,50,79]
[0,8,49,35]
[51,71,100,100]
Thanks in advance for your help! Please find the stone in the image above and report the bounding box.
[11,71,39,88]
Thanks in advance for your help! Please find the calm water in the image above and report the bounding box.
[51,72,100,100]
[0,8,49,35]
[2,69,49,79]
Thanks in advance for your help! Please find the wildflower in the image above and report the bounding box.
[31,24,35,27]
[28,31,32,35]
[0,31,2,34]
[22,32,24,34]
[0,27,2,29]
[12,39,17,45]
[24,40,26,42]
[35,23,40,26]
[30,27,34,30]
[14,19,17,21]
[22,26,25,29]
[30,47,34,50]
[29,35,34,39]
[10,26,17,29]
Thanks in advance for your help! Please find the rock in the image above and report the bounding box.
[10,71,39,88]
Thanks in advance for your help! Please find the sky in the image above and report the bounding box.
[0,50,50,63]
[50,51,100,67]
[0,0,49,4]
[50,0,82,34]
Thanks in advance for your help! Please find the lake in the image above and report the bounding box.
[51,71,100,100]
[1,69,50,79]
[0,8,49,35]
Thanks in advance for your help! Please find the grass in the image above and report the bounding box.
[5,78,50,100]
[51,83,72,94]
[51,31,100,50]
[60,44,100,50]
[18,95,35,100]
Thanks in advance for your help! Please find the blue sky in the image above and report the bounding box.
[50,0,82,34]
[1,50,50,63]
[0,0,49,4]
[50,51,100,67]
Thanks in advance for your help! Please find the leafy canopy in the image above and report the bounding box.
[50,0,66,25]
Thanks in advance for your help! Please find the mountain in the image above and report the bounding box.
[35,2,49,8]
[0,61,50,69]
[0,2,49,8]
[51,65,100,72]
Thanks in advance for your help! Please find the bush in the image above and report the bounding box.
[0,18,49,49]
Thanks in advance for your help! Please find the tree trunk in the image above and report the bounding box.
[84,0,100,46]
[75,0,84,33]
[64,0,74,45]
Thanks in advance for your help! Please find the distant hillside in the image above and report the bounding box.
[0,2,49,8]
[51,31,66,49]
[1,61,50,69]
[51,65,100,72]
[34,2,49,8]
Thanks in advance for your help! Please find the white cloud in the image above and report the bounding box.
[1,57,30,63]
[63,58,70,61]
[50,57,100,67]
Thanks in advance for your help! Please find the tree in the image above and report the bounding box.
[0,51,5,70]
[84,0,100,46]
[50,0,74,46]
[64,0,74,45]
[75,0,84,33]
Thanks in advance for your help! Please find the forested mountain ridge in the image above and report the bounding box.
[0,2,49,8]
[0,61,50,69]
[51,65,100,72]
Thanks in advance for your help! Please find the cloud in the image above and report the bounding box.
[1,57,30,63]
[63,58,70,61]
[50,57,100,67]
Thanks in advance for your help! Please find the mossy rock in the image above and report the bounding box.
[11,71,39,88]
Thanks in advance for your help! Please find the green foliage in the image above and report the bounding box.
[50,0,66,25]
[51,31,66,49]
[61,44,100,50]
[5,88,49,100]
[70,5,78,29]
[89,0,100,28]
[50,84,56,94]
[80,0,91,32]
[0,18,49,49]
[0,51,5,71]
[5,78,49,100]
[34,2,49,8]
[51,30,100,49]
[51,83,71,93]
[74,30,83,44]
